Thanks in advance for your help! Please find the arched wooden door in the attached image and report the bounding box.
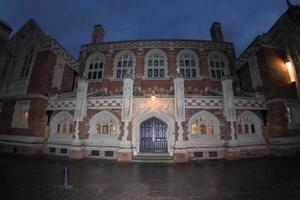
[140,117,168,152]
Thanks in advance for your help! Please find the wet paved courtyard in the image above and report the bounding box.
[0,154,300,200]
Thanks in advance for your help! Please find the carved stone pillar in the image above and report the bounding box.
[74,78,88,142]
[173,70,188,162]
[221,78,237,142]
[118,77,134,161]
[174,76,185,146]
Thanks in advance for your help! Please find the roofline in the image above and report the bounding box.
[80,38,234,48]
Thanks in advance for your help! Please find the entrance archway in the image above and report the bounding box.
[140,117,168,152]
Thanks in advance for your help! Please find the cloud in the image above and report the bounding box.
[1,0,299,57]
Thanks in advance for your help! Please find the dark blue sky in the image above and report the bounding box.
[1,0,299,58]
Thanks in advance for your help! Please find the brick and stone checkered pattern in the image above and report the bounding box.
[235,98,266,110]
[47,100,75,110]
[185,98,222,108]
[80,40,233,53]
[87,99,122,109]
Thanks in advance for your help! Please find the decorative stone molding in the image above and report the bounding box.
[80,40,234,53]
[185,97,222,108]
[131,98,175,155]
[234,97,266,110]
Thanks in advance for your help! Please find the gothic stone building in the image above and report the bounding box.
[0,5,299,162]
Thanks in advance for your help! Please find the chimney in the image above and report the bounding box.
[0,19,12,41]
[210,22,224,42]
[91,24,105,44]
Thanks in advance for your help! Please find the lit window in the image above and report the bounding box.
[85,52,105,80]
[177,49,198,78]
[114,50,135,79]
[11,101,30,128]
[145,49,167,78]
[191,117,214,135]
[208,51,228,80]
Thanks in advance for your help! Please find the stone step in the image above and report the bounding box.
[132,153,174,163]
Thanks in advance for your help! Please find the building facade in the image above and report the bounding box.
[0,4,299,162]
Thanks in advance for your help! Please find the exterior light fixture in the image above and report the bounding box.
[285,61,296,83]
[151,91,156,102]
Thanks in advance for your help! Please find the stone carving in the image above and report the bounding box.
[222,78,236,122]
[74,78,88,140]
[174,77,185,122]
[121,78,133,122]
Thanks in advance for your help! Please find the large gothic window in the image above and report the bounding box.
[144,49,168,78]
[113,50,135,79]
[85,52,105,80]
[177,49,199,78]
[208,51,229,80]
[50,111,73,139]
[88,111,120,140]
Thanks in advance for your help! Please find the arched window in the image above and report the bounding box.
[88,111,120,140]
[188,111,220,137]
[85,52,105,80]
[237,111,262,135]
[144,49,167,78]
[237,111,264,145]
[177,49,199,78]
[208,51,229,80]
[50,111,73,138]
[113,50,136,79]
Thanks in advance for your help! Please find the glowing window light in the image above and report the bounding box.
[286,61,296,83]
[151,92,156,102]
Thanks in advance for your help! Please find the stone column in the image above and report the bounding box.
[173,68,188,162]
[73,78,88,142]
[222,77,237,141]
[222,76,239,159]
[118,74,133,161]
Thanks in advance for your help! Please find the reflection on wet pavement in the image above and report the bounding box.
[0,154,299,200]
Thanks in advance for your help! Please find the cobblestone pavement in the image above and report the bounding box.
[0,154,300,200]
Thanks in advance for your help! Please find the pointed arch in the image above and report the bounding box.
[88,111,121,139]
[176,49,199,78]
[50,111,73,139]
[208,51,229,80]
[188,110,220,136]
[187,110,223,147]
[84,52,105,80]
[237,111,265,145]
[113,50,136,79]
[144,49,168,79]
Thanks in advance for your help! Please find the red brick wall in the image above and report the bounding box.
[27,51,57,95]
[61,64,75,92]
[238,63,254,92]
[0,98,47,137]
[28,50,76,96]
